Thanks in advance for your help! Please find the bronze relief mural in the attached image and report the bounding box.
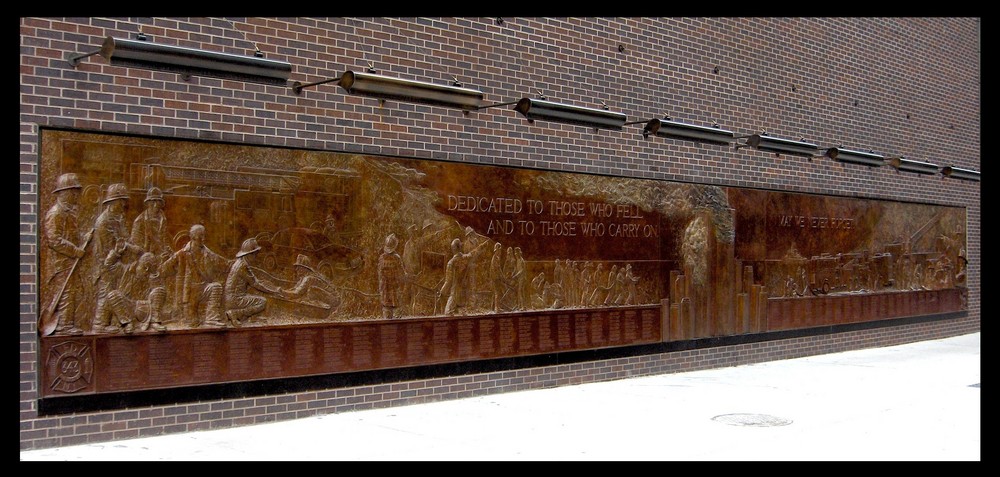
[37,129,967,396]
[39,131,679,335]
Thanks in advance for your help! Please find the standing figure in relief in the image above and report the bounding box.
[440,237,487,315]
[503,246,517,309]
[602,265,620,306]
[612,265,628,305]
[513,247,527,311]
[579,261,594,307]
[623,263,640,305]
[401,220,445,313]
[130,187,171,262]
[490,242,504,312]
[565,260,579,307]
[463,226,486,309]
[531,272,547,309]
[587,263,604,306]
[42,173,91,335]
[160,224,229,328]
[378,233,406,319]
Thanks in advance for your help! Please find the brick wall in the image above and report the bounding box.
[20,17,980,451]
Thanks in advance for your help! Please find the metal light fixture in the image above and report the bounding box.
[639,116,735,145]
[511,97,627,130]
[66,36,292,86]
[886,156,940,175]
[941,166,981,182]
[825,147,884,167]
[737,133,819,157]
[292,69,625,129]
[293,70,485,111]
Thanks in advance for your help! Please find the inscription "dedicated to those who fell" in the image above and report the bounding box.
[447,195,658,238]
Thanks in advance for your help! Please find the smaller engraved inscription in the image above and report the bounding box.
[479,319,496,355]
[406,322,426,362]
[106,340,144,388]
[351,326,374,368]
[624,313,638,341]
[262,332,286,375]
[538,316,554,351]
[228,333,253,376]
[293,329,318,371]
[608,312,621,343]
[640,309,655,340]
[557,314,571,348]
[457,320,474,357]
[518,317,535,353]
[590,312,606,345]
[148,337,184,384]
[498,318,515,354]
[574,314,589,347]
[379,324,401,367]
[432,322,450,359]
[817,299,828,323]
[192,334,221,381]
[321,327,346,369]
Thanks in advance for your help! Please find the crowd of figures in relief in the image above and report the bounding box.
[39,132,968,338]
[41,171,652,336]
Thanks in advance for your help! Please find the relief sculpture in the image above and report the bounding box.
[38,130,966,341]
[280,254,340,312]
[40,173,91,336]
[35,130,970,398]
[160,224,228,328]
[93,183,146,334]
[726,189,969,303]
[377,233,405,319]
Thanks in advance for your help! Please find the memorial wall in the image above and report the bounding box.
[21,18,978,451]
[38,129,967,398]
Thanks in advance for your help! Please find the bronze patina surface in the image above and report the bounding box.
[37,130,967,397]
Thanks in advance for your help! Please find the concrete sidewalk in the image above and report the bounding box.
[20,332,980,461]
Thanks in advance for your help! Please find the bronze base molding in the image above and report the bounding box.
[41,305,663,397]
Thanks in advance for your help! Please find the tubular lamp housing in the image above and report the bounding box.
[886,157,940,175]
[338,70,485,111]
[826,147,885,167]
[941,166,981,181]
[67,36,292,86]
[513,98,627,130]
[643,118,735,145]
[744,134,819,157]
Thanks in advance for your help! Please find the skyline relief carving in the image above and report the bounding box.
[38,130,967,340]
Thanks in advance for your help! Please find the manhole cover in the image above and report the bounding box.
[712,413,793,427]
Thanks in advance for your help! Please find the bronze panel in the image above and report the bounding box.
[41,308,662,397]
[766,289,963,331]
[37,130,967,397]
